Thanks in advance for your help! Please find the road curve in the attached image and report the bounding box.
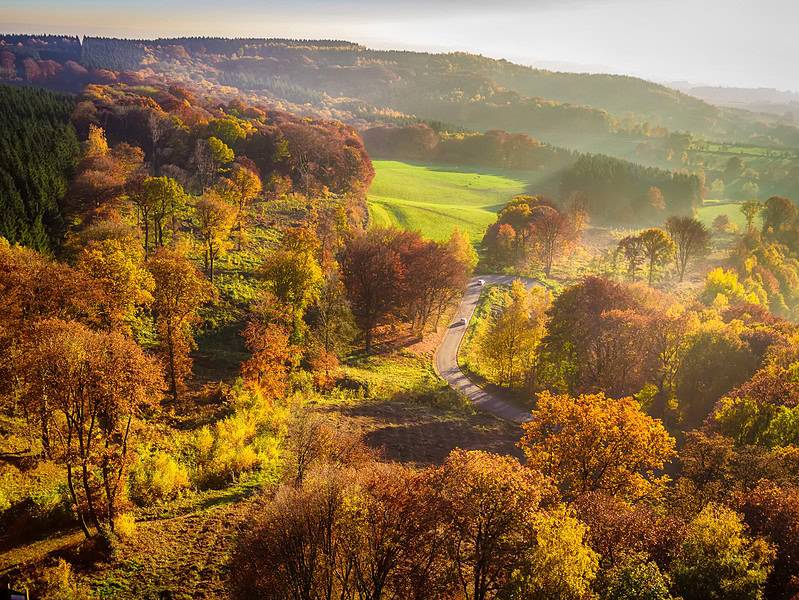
[434,275,536,424]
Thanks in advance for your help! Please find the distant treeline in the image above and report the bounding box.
[561,154,703,223]
[364,124,702,224]
[362,124,574,171]
[0,85,79,251]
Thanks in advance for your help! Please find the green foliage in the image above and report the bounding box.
[560,154,702,224]
[0,85,79,251]
[671,503,774,600]
[600,554,674,600]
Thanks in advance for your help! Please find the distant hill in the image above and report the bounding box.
[675,84,799,121]
[6,35,799,157]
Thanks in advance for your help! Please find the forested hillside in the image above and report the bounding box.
[0,86,79,250]
[7,35,799,156]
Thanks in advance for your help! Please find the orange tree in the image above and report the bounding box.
[519,392,676,502]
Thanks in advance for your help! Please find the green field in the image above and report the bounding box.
[367,160,551,242]
[697,200,752,231]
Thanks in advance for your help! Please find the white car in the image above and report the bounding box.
[477,279,486,286]
[457,317,468,326]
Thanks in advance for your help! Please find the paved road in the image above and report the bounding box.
[434,275,538,424]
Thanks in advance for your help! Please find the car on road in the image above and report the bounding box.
[477,279,485,286]
[457,317,468,326]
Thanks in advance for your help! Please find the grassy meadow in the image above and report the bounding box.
[367,160,553,243]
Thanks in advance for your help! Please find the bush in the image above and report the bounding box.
[113,512,137,540]
[128,448,190,506]
[19,559,95,600]
[190,383,287,487]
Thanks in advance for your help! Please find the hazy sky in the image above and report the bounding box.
[3,0,798,90]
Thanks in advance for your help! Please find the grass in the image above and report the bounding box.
[697,199,752,231]
[367,160,554,243]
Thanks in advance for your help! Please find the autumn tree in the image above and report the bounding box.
[148,248,213,403]
[404,238,469,335]
[741,482,799,599]
[519,392,676,502]
[75,237,154,336]
[193,136,234,192]
[666,216,710,282]
[132,176,187,252]
[670,503,774,600]
[476,281,549,389]
[260,227,324,338]
[224,163,262,250]
[194,191,236,282]
[616,234,646,281]
[15,318,163,537]
[529,204,580,277]
[761,196,797,237]
[447,227,478,275]
[240,321,299,399]
[740,200,762,235]
[429,449,555,600]
[638,228,676,286]
[341,228,407,352]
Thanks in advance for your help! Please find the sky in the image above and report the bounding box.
[2,0,798,90]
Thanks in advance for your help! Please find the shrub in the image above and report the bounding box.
[113,513,137,540]
[128,448,190,506]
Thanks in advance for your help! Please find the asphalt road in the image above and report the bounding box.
[433,275,537,424]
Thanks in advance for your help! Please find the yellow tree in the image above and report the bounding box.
[519,392,676,502]
[227,163,262,250]
[477,281,549,389]
[447,227,478,275]
[194,191,236,282]
[148,248,213,403]
[260,227,323,338]
[76,238,154,336]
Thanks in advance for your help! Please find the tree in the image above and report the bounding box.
[740,200,762,235]
[616,235,646,281]
[447,227,478,276]
[600,554,675,600]
[761,196,797,238]
[341,229,406,352]
[226,163,262,250]
[638,228,676,286]
[713,214,733,234]
[519,392,676,502]
[240,321,298,399]
[509,505,599,600]
[648,186,666,212]
[194,191,236,282]
[193,136,233,192]
[148,249,213,403]
[307,266,357,359]
[260,227,324,338]
[15,318,162,537]
[132,176,187,252]
[476,281,549,389]
[666,216,710,282]
[404,238,470,335]
[76,237,154,336]
[671,503,774,600]
[428,449,553,600]
[84,123,109,159]
[741,482,799,599]
[529,205,579,277]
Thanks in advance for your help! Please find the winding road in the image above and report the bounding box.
[433,275,537,424]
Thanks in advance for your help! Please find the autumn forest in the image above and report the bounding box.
[1,29,799,600]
